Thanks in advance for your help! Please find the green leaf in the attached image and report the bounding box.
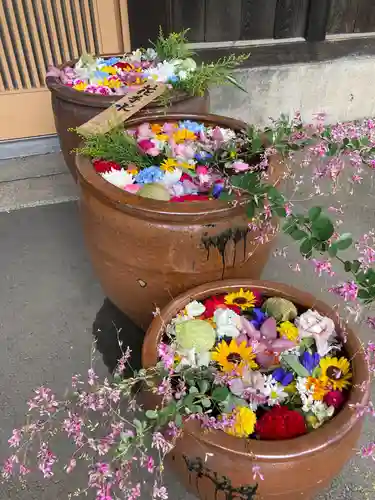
[300,238,313,258]
[145,410,158,419]
[327,243,338,257]
[189,386,199,394]
[282,354,310,377]
[246,201,256,219]
[311,215,335,241]
[212,386,230,402]
[308,206,322,222]
[201,398,212,409]
[219,191,236,202]
[351,260,361,273]
[175,413,183,427]
[230,172,258,190]
[290,229,308,241]
[198,380,210,394]
[336,233,353,250]
[283,219,297,235]
[251,136,263,154]
[312,366,322,378]
[358,289,371,300]
[273,206,287,218]
[344,261,352,272]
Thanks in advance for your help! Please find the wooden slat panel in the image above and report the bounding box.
[32,0,55,66]
[51,0,72,61]
[42,0,63,63]
[240,0,277,40]
[61,0,80,59]
[23,0,51,82]
[71,0,87,54]
[119,0,131,53]
[355,0,375,33]
[81,0,97,54]
[0,1,24,88]
[274,0,309,38]
[0,31,15,90]
[205,0,242,42]
[93,0,125,53]
[171,0,205,42]
[327,0,359,34]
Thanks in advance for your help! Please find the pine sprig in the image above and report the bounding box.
[75,128,153,168]
[175,54,249,97]
[152,27,194,61]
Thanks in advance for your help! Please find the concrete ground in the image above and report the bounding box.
[0,152,374,499]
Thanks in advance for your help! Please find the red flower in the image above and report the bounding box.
[324,390,346,409]
[256,406,307,440]
[93,160,121,173]
[113,62,134,71]
[180,173,193,182]
[170,194,210,202]
[137,139,155,153]
[202,294,241,319]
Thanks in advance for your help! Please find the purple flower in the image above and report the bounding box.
[250,308,267,329]
[300,351,320,374]
[212,182,224,198]
[272,367,294,386]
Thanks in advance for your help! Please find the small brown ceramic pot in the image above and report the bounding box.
[46,57,209,180]
[142,279,370,500]
[76,113,285,329]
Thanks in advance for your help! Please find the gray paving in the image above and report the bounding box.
[0,155,374,498]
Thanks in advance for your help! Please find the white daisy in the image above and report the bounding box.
[263,376,288,406]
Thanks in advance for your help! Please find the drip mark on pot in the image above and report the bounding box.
[137,279,147,287]
[201,227,249,278]
[183,456,258,499]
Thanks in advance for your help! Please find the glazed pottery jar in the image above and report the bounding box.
[142,279,370,500]
[76,113,285,329]
[46,58,209,180]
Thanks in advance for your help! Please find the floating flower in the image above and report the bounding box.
[295,309,336,357]
[93,160,121,173]
[232,161,250,172]
[229,367,266,401]
[135,167,164,184]
[179,120,205,134]
[224,406,257,438]
[224,288,257,311]
[324,390,346,409]
[300,351,320,375]
[212,339,258,374]
[202,295,241,319]
[185,301,206,317]
[138,183,170,201]
[277,321,299,342]
[137,139,160,156]
[160,158,178,172]
[319,356,352,391]
[249,308,267,329]
[272,367,294,387]
[175,319,216,353]
[214,308,241,338]
[262,297,298,322]
[173,128,197,144]
[101,168,134,189]
[255,406,307,440]
[263,376,288,405]
[305,376,328,401]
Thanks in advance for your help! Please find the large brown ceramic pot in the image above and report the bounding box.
[46,57,209,180]
[76,113,285,330]
[142,279,370,500]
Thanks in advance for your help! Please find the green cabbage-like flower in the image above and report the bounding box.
[175,319,216,353]
[138,183,171,201]
[262,297,298,322]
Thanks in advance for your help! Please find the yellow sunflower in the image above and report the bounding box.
[178,161,196,171]
[225,406,256,438]
[160,158,178,172]
[306,376,328,401]
[101,65,118,75]
[224,289,257,311]
[277,321,299,342]
[319,357,352,391]
[211,339,258,374]
[156,133,170,142]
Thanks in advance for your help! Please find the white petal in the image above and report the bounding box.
[185,300,206,317]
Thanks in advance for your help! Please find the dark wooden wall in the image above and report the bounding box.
[128,0,375,49]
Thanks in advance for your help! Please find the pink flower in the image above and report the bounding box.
[196,165,208,175]
[232,161,250,172]
[137,123,152,138]
[138,139,155,152]
[329,281,358,302]
[324,390,346,409]
[124,184,141,194]
[312,259,335,277]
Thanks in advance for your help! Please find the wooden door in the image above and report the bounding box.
[0,0,130,140]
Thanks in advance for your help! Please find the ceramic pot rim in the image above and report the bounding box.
[75,112,284,222]
[45,54,201,108]
[142,279,370,461]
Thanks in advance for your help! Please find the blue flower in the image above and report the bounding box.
[168,75,179,84]
[103,57,121,66]
[300,351,320,374]
[180,120,206,134]
[135,167,164,184]
[251,308,267,329]
[272,368,294,387]
[195,151,213,162]
[93,70,110,80]
[212,183,224,199]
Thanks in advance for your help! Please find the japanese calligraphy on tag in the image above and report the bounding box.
[77,82,166,136]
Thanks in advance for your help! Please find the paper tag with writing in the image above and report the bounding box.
[77,82,166,136]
